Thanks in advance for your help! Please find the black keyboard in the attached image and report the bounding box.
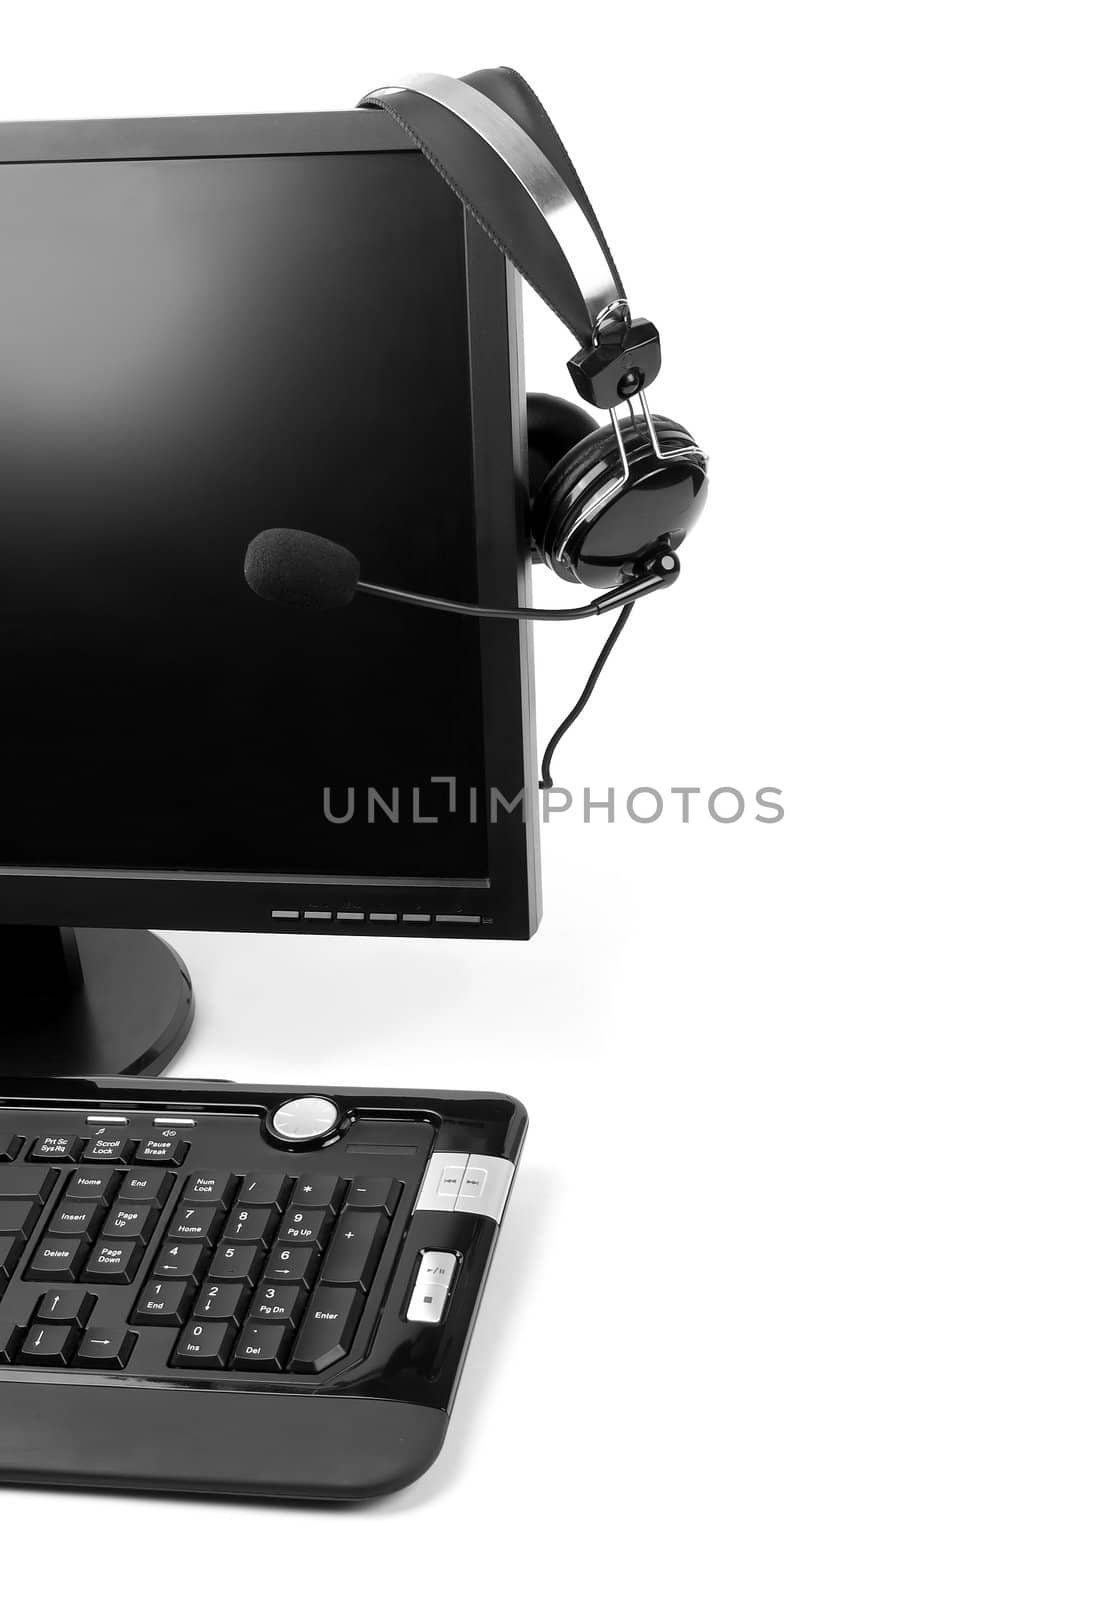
[0,1076,526,1499]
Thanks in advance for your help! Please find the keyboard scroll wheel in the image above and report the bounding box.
[267,1097,343,1149]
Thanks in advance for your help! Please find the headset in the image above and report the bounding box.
[360,68,709,599]
[247,69,709,786]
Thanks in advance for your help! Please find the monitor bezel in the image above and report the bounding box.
[0,110,541,940]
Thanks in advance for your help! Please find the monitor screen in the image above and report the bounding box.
[0,134,519,898]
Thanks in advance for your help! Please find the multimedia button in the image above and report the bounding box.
[406,1251,458,1325]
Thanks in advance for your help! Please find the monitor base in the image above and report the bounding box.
[0,927,194,1080]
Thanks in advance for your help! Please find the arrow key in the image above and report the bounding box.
[20,1323,77,1365]
[36,1289,96,1326]
[75,1326,136,1369]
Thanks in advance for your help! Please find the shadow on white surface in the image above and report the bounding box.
[166,932,482,1077]
[160,929,595,1091]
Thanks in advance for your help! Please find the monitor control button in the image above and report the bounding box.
[269,1098,342,1147]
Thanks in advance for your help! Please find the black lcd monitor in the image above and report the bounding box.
[0,110,540,1079]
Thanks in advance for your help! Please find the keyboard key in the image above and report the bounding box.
[75,1327,136,1369]
[149,1242,207,1281]
[0,1199,42,1241]
[0,1322,20,1360]
[289,1175,344,1212]
[345,1177,403,1215]
[250,1282,307,1323]
[29,1135,81,1163]
[288,1286,364,1374]
[181,1172,236,1206]
[83,1134,134,1164]
[172,1320,235,1369]
[237,1173,291,1208]
[233,1321,289,1371]
[48,1200,103,1239]
[193,1281,250,1322]
[83,1239,142,1284]
[134,1135,188,1166]
[207,1241,263,1284]
[117,1170,174,1206]
[265,1245,318,1284]
[20,1323,77,1365]
[0,1167,56,1201]
[132,1279,192,1326]
[0,1136,22,1163]
[100,1203,156,1243]
[26,1236,88,1282]
[66,1169,119,1205]
[167,1204,224,1242]
[277,1208,331,1248]
[36,1289,95,1325]
[0,1235,24,1282]
[222,1206,278,1246]
[320,1212,387,1288]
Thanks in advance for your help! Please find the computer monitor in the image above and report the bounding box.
[0,110,540,1079]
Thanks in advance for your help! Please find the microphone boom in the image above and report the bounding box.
[245,527,677,620]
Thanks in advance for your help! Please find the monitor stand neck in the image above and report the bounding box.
[0,927,193,1079]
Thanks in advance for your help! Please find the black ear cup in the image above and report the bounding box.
[530,412,708,589]
[526,393,600,500]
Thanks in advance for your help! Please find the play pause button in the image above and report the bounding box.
[405,1250,458,1325]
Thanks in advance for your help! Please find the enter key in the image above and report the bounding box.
[288,1286,364,1374]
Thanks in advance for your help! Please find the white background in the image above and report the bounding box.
[2,2,1097,1595]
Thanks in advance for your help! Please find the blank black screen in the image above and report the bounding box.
[0,151,491,879]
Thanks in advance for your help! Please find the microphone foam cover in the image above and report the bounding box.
[245,527,361,610]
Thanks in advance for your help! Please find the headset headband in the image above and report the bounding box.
[359,67,663,407]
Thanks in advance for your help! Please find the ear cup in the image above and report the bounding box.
[526,393,600,501]
[531,413,708,588]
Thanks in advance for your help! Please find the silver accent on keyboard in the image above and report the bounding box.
[455,1156,514,1220]
[414,1152,515,1223]
[405,1250,459,1324]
